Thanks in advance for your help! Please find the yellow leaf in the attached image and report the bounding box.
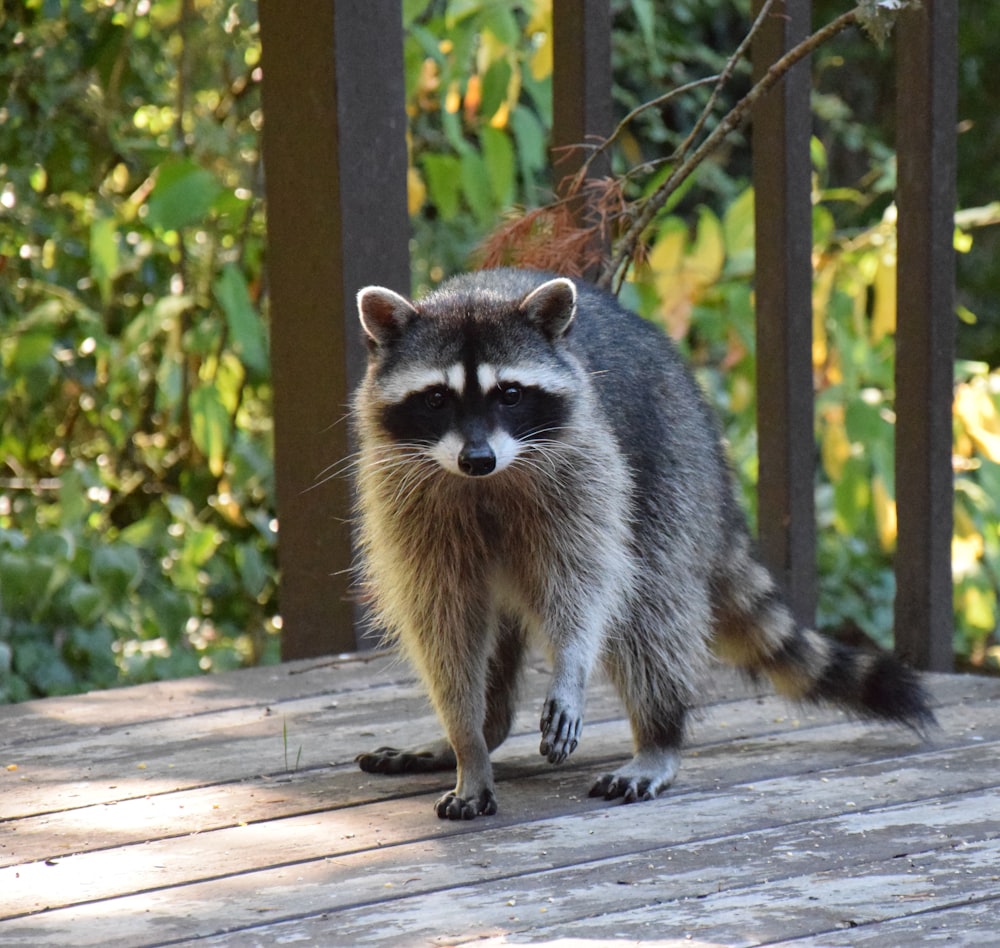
[688,208,725,286]
[953,505,984,579]
[954,228,973,253]
[820,405,851,481]
[648,222,685,277]
[871,250,896,342]
[648,213,724,340]
[956,584,994,631]
[407,166,426,216]
[444,80,462,115]
[649,223,694,339]
[530,31,552,82]
[526,1,553,80]
[812,261,836,369]
[489,99,510,129]
[872,474,897,552]
[955,381,1000,463]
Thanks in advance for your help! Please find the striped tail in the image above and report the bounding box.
[712,554,936,732]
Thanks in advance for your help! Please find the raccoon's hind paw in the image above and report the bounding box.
[539,697,583,764]
[435,787,498,820]
[356,740,456,775]
[589,748,681,804]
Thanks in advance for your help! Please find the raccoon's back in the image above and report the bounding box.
[569,278,737,540]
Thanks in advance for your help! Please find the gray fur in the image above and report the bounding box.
[351,268,933,820]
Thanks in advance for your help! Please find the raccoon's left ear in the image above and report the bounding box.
[357,287,419,347]
[519,278,577,340]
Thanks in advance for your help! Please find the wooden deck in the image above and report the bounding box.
[2,652,999,947]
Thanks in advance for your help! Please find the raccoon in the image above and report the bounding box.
[351,268,933,820]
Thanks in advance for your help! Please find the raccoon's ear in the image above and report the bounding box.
[519,278,577,340]
[357,286,418,347]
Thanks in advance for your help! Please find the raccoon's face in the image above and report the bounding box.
[356,277,578,478]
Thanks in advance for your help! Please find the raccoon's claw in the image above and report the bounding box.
[539,698,582,764]
[589,748,681,803]
[435,787,498,820]
[589,773,658,803]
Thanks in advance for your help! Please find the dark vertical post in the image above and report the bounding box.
[551,0,613,272]
[259,1,410,657]
[751,0,816,627]
[894,0,957,671]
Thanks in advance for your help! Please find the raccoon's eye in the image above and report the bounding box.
[498,383,522,407]
[424,387,449,410]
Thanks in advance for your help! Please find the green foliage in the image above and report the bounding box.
[0,0,277,702]
[5,1,1000,702]
[404,0,553,289]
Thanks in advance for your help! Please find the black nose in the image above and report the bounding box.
[458,443,496,477]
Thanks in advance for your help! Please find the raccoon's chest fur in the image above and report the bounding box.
[355,410,635,633]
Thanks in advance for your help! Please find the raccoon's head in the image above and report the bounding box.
[355,276,579,478]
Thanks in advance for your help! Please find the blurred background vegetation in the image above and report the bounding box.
[1,0,998,702]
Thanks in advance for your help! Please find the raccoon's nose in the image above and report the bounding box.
[458,443,496,477]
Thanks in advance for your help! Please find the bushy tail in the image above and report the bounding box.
[712,546,936,732]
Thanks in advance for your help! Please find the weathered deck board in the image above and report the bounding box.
[1,654,998,946]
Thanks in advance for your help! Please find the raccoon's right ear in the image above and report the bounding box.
[519,277,577,340]
[357,287,419,348]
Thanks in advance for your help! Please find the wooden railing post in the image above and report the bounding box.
[259,1,410,657]
[751,0,817,628]
[893,0,957,671]
[551,0,613,274]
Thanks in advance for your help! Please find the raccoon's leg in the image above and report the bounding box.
[588,581,713,802]
[590,635,688,802]
[538,618,603,765]
[482,617,527,751]
[356,618,525,781]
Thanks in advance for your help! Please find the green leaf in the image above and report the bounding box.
[722,188,755,274]
[89,216,118,303]
[459,150,494,225]
[481,6,519,47]
[213,264,267,377]
[0,552,56,620]
[236,543,269,599]
[145,158,223,231]
[445,0,485,28]
[90,544,143,602]
[68,582,106,626]
[510,105,546,184]
[189,383,231,478]
[421,153,463,220]
[480,126,515,208]
[9,332,55,373]
[479,58,512,121]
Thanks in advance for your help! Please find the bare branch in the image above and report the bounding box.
[600,6,861,290]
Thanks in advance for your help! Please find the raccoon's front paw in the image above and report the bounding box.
[434,787,498,820]
[539,697,583,764]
